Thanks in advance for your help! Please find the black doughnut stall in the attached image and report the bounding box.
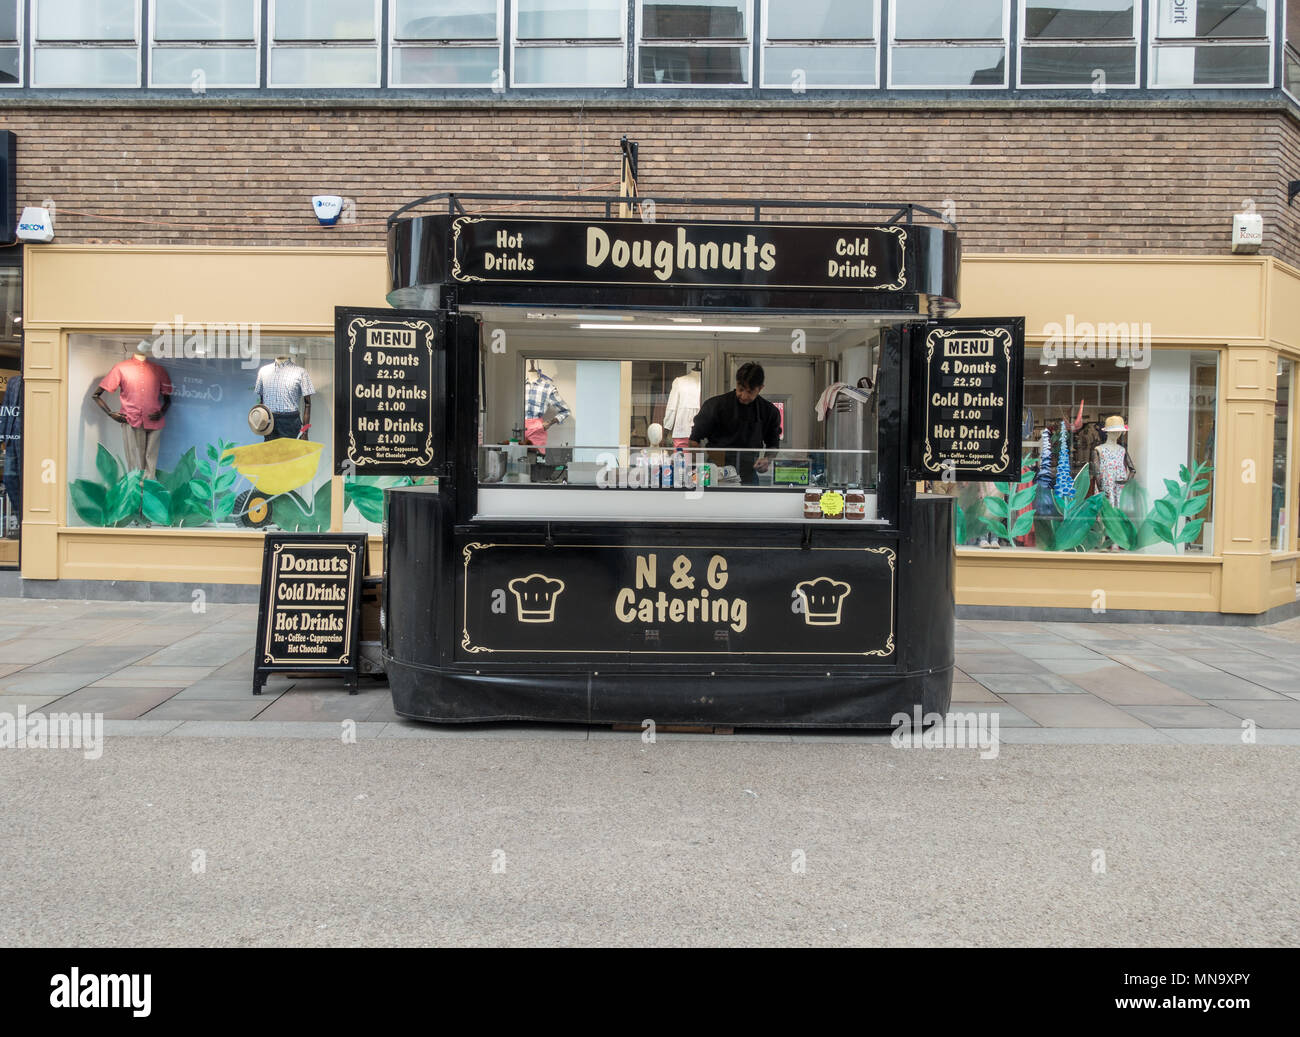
[337,194,1022,728]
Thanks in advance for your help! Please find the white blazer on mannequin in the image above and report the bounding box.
[662,371,701,439]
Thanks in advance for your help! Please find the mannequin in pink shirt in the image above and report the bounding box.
[92,340,173,481]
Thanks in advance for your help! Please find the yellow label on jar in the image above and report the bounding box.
[819,491,844,517]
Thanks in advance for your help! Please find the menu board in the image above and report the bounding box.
[910,318,1024,481]
[253,533,367,695]
[334,307,441,475]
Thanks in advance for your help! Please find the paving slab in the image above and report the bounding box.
[101,719,187,737]
[169,678,291,700]
[951,653,1048,675]
[23,645,154,673]
[967,673,1086,695]
[1205,699,1300,728]
[43,685,184,720]
[0,695,69,713]
[381,721,592,740]
[0,673,102,696]
[141,698,273,721]
[1118,704,1244,728]
[253,690,393,723]
[1152,672,1289,701]
[1159,728,1300,745]
[166,720,388,739]
[950,682,1001,703]
[1063,666,1205,707]
[996,728,1176,744]
[0,639,88,665]
[136,637,252,668]
[999,694,1149,728]
[90,666,219,686]
[1037,656,1122,676]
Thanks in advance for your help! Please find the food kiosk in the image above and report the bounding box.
[338,193,1023,728]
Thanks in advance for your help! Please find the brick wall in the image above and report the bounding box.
[0,105,1295,263]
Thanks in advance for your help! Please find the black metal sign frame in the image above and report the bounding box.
[907,317,1026,482]
[253,533,369,696]
[334,306,443,476]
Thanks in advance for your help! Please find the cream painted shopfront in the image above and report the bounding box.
[17,244,1300,618]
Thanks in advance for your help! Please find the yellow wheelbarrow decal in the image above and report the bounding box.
[222,439,325,496]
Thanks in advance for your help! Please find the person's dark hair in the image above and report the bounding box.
[735,362,765,391]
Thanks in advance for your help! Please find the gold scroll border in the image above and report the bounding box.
[262,542,360,666]
[460,542,896,658]
[345,316,436,469]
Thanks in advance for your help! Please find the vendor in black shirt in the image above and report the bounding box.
[688,362,781,485]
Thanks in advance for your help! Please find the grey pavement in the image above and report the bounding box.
[2,598,1300,738]
[1,738,1296,946]
[2,598,1299,946]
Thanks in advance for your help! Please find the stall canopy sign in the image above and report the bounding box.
[452,217,908,292]
[334,307,441,476]
[910,318,1025,482]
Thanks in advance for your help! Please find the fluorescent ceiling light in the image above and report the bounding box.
[576,323,762,333]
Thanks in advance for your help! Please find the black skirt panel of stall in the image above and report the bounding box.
[383,487,954,728]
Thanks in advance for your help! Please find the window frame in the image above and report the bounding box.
[268,0,381,89]
[388,0,506,89]
[0,0,21,88]
[147,0,261,89]
[1016,0,1140,90]
[759,0,879,91]
[31,0,142,89]
[510,0,627,89]
[635,0,755,90]
[1147,0,1275,90]
[886,0,1011,90]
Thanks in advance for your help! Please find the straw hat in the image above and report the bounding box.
[248,404,274,436]
[1102,415,1128,432]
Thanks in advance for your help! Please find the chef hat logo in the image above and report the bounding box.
[508,573,566,623]
[795,577,852,626]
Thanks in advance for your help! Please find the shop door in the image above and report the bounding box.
[727,355,817,449]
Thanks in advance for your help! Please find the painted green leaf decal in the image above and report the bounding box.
[1182,496,1209,518]
[1010,510,1034,538]
[206,443,219,462]
[1152,498,1177,523]
[1177,518,1206,544]
[188,479,210,499]
[69,480,107,525]
[983,495,1010,520]
[1163,478,1181,498]
[141,479,172,525]
[94,444,123,487]
[1009,486,1035,510]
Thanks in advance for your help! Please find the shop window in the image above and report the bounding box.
[0,1,20,86]
[269,0,379,87]
[512,0,626,87]
[67,333,334,533]
[958,348,1219,555]
[637,0,752,86]
[0,249,21,567]
[1285,0,1300,97]
[476,323,883,524]
[149,0,258,88]
[888,0,1008,88]
[1149,0,1273,87]
[32,0,140,88]
[390,0,503,86]
[760,0,877,89]
[1273,356,1294,551]
[1019,0,1138,88]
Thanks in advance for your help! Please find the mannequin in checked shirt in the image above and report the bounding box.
[255,355,314,441]
[523,365,571,454]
